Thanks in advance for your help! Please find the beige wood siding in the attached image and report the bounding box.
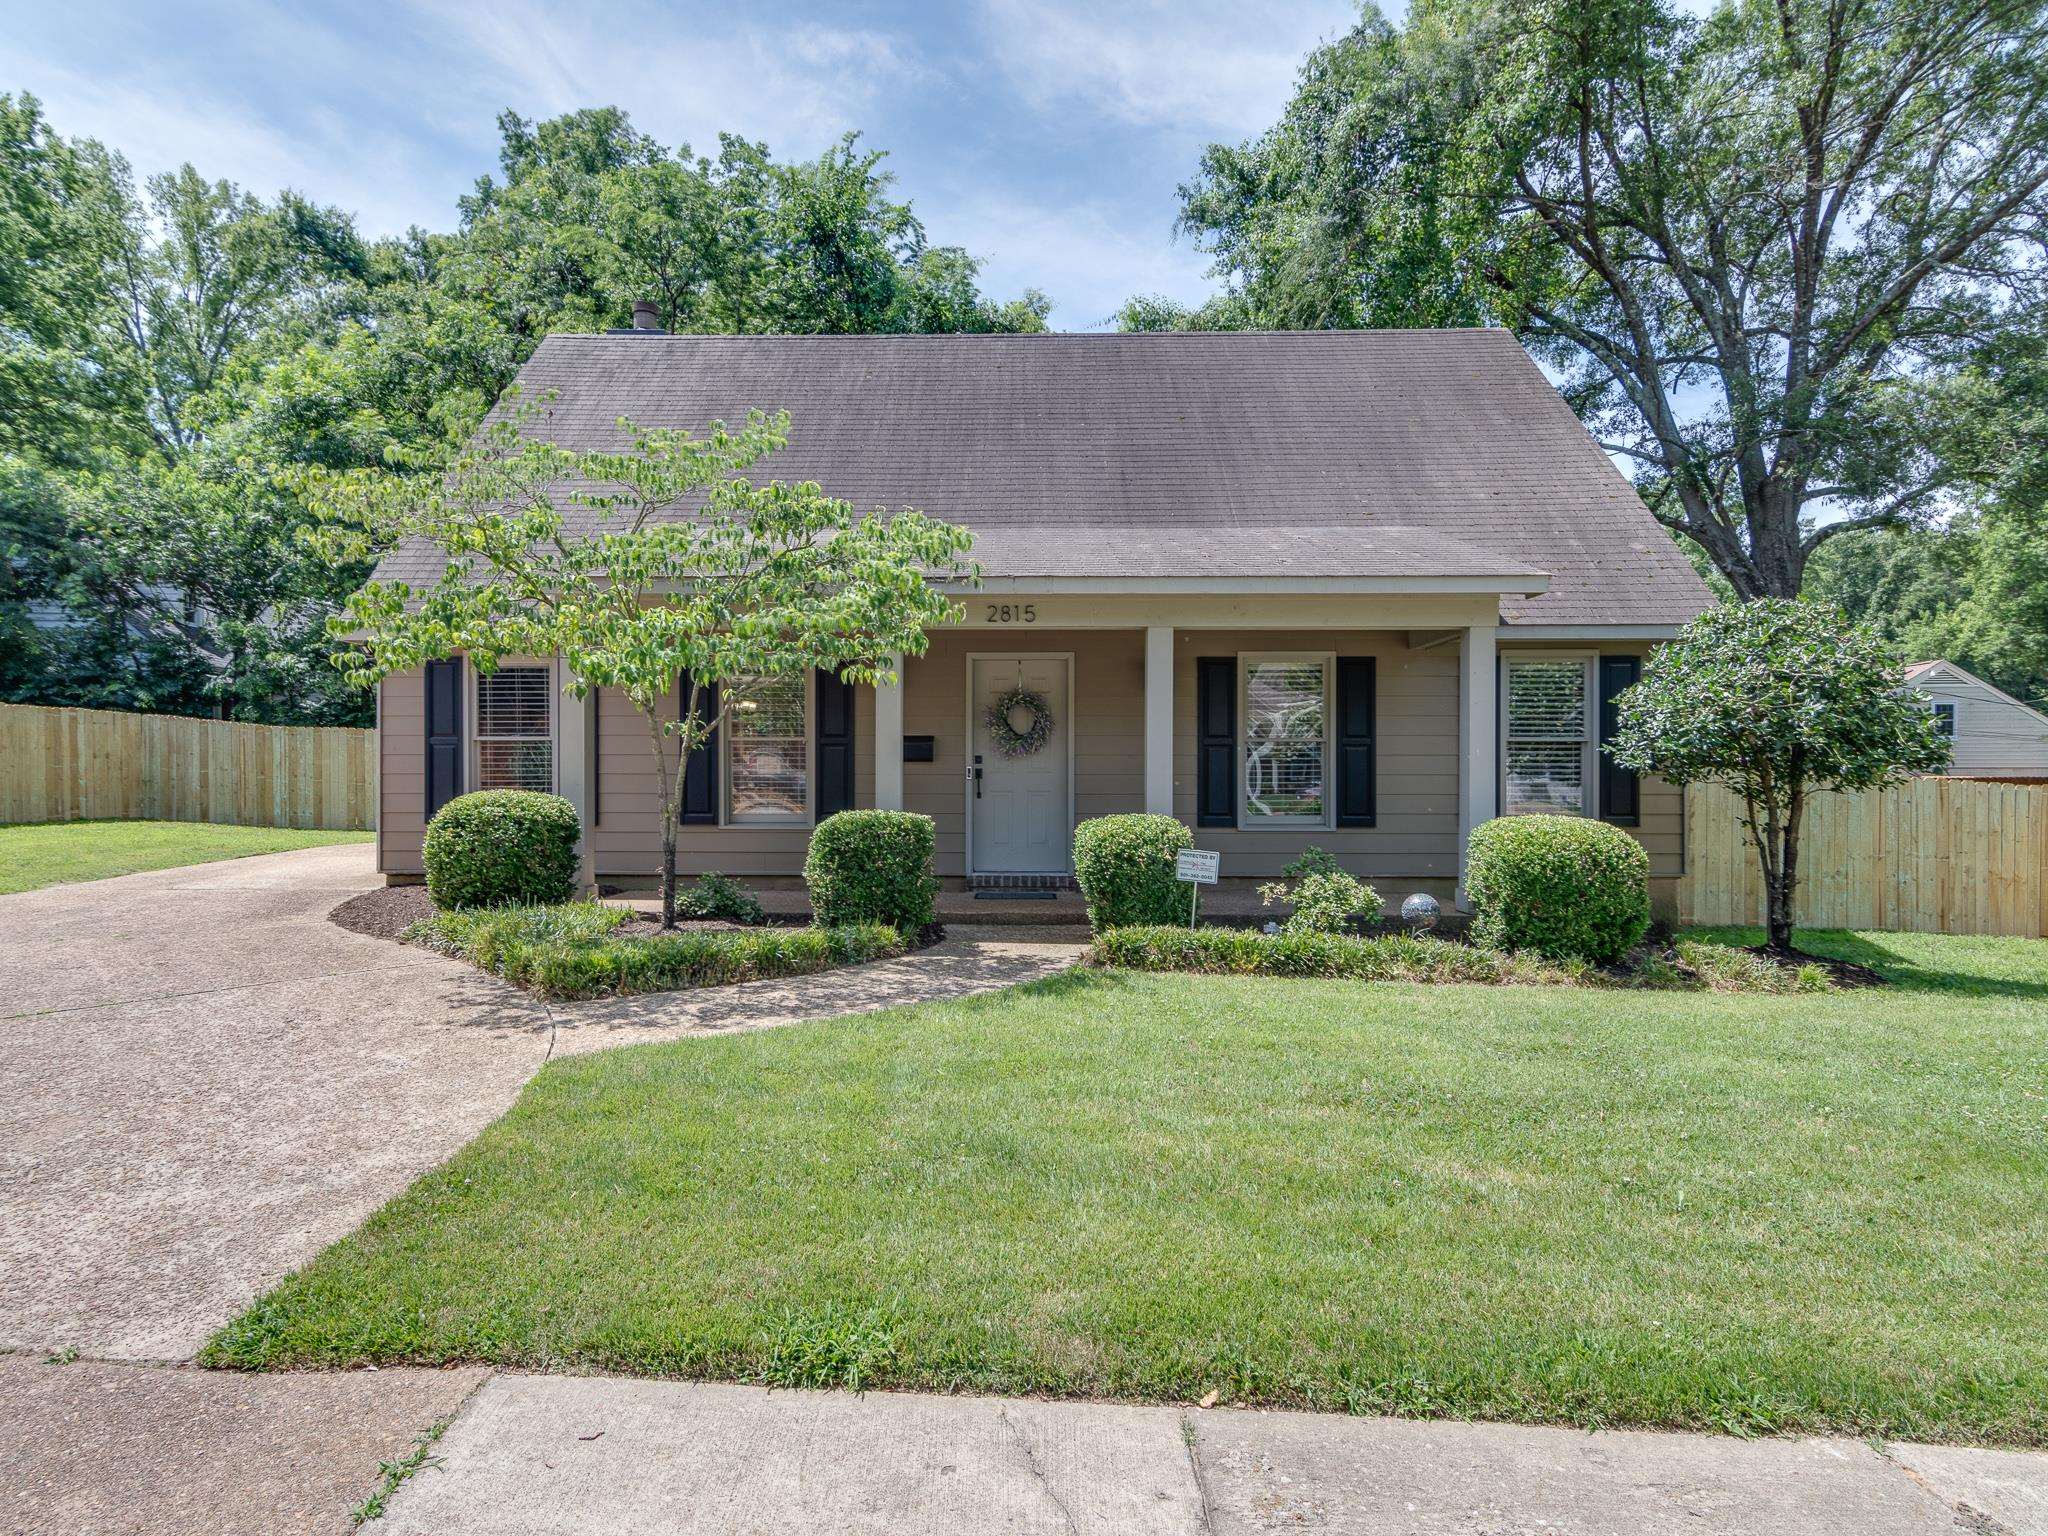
[592,674,876,881]
[375,632,1680,886]
[378,668,426,875]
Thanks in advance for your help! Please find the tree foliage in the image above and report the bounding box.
[1808,325,2048,710]
[1,97,1045,723]
[309,401,973,926]
[1165,0,2048,601]
[1612,600,1950,948]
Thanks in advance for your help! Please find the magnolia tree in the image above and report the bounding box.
[306,399,973,926]
[1612,600,1949,952]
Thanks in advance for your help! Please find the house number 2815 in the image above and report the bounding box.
[984,603,1037,623]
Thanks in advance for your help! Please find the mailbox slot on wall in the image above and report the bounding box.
[902,735,936,763]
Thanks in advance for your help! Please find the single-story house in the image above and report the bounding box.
[370,327,1715,910]
[1904,660,2048,781]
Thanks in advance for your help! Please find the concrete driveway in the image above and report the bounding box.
[0,843,553,1362]
[0,844,1086,1363]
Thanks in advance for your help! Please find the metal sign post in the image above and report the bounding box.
[1174,848,1219,929]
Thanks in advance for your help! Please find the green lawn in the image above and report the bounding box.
[0,819,371,894]
[207,929,2048,1447]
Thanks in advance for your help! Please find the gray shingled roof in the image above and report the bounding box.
[370,329,1713,626]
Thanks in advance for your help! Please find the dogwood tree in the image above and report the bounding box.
[307,398,973,926]
[1611,600,1949,952]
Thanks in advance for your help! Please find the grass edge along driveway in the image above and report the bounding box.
[207,929,2048,1449]
[0,819,371,894]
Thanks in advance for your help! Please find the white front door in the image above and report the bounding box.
[970,655,1071,874]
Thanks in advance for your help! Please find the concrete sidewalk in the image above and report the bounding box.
[374,1375,2048,1536]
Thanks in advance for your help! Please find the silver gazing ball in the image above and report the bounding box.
[1399,892,1441,933]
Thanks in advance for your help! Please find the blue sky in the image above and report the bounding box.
[3,0,1364,330]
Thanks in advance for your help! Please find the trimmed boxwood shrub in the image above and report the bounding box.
[804,810,938,932]
[1464,814,1650,965]
[1072,813,1193,932]
[424,790,581,909]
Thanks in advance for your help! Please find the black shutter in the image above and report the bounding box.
[814,668,856,819]
[1598,655,1640,826]
[679,671,720,825]
[424,657,463,819]
[1335,656,1376,828]
[1196,657,1235,827]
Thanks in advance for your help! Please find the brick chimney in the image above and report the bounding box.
[631,299,662,332]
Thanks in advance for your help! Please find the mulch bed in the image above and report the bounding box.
[1750,945,1890,988]
[327,883,938,947]
[329,883,436,941]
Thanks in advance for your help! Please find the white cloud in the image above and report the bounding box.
[978,0,1355,137]
[409,0,931,162]
[0,46,462,238]
[938,190,1218,329]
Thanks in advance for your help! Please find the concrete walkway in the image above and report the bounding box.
[366,1376,2048,1536]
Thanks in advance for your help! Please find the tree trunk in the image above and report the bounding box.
[1769,788,1806,953]
[647,711,681,930]
[662,825,678,930]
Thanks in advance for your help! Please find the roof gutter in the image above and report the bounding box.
[950,573,1551,596]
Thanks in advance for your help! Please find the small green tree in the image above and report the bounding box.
[1612,600,1949,952]
[306,399,972,926]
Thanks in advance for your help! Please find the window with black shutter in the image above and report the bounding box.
[814,668,855,819]
[1598,655,1640,826]
[1196,657,1235,827]
[678,671,720,825]
[424,658,463,818]
[1335,657,1376,827]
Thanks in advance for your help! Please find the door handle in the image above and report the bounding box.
[973,754,983,800]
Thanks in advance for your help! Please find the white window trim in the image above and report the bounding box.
[469,656,559,795]
[722,669,815,827]
[1238,651,1335,830]
[1499,651,1605,819]
[1500,650,1598,819]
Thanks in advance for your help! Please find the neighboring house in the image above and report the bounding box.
[1904,660,2048,781]
[369,328,1715,910]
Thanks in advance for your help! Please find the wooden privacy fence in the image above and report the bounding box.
[0,704,375,831]
[1680,777,2048,937]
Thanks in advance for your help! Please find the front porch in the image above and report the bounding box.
[386,597,1682,917]
[866,608,1499,893]
[566,592,1515,902]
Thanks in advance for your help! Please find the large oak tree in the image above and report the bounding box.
[1161,0,2048,600]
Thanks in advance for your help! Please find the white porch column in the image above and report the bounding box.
[1456,624,1498,907]
[874,653,905,811]
[558,682,598,894]
[1144,625,1175,816]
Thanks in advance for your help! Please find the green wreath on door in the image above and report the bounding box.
[984,684,1054,758]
